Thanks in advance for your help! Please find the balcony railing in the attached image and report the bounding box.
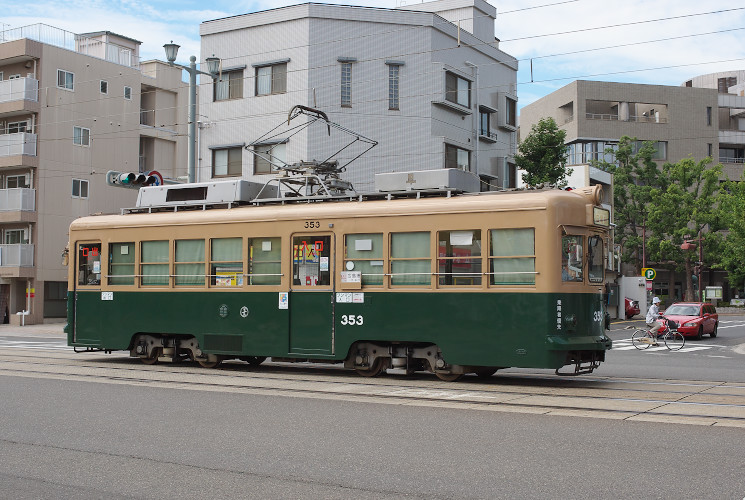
[720,157,745,164]
[0,132,37,157]
[585,112,668,123]
[0,77,39,103]
[586,113,618,121]
[0,188,35,211]
[0,244,34,267]
[140,109,154,126]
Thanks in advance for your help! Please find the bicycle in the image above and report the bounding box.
[631,317,685,351]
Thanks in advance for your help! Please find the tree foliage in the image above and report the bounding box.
[718,174,745,290]
[645,157,722,300]
[515,117,569,187]
[593,136,662,275]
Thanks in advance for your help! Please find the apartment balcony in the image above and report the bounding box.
[0,243,34,277]
[0,188,36,223]
[719,130,745,146]
[0,77,40,117]
[584,113,668,123]
[0,132,37,158]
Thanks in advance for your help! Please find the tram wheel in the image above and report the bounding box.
[197,355,223,369]
[473,367,498,378]
[245,356,267,366]
[355,358,386,377]
[140,348,160,365]
[435,372,463,382]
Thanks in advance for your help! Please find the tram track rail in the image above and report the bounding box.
[2,350,745,427]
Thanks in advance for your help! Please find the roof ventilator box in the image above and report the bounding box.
[136,180,277,208]
[374,168,479,193]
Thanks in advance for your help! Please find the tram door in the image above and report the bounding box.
[288,234,334,355]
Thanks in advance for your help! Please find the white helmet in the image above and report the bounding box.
[653,297,661,304]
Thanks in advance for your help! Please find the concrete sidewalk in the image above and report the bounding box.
[0,320,65,337]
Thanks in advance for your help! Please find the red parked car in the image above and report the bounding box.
[624,297,640,320]
[662,302,719,339]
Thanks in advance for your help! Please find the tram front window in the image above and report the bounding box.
[78,243,101,286]
[588,235,604,283]
[561,235,583,282]
[293,236,330,286]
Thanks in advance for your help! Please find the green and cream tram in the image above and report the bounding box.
[66,185,612,380]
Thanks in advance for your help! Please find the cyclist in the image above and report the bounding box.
[646,297,665,340]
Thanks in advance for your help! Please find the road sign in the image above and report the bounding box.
[641,268,656,280]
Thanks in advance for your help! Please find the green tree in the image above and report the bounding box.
[719,174,745,291]
[645,157,723,301]
[515,117,569,187]
[593,136,662,275]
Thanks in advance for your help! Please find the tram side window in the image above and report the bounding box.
[391,232,431,286]
[489,228,535,285]
[78,243,101,286]
[561,235,583,282]
[293,236,330,286]
[141,240,169,286]
[248,237,282,285]
[344,233,384,286]
[587,235,604,283]
[109,242,134,285]
[175,239,205,286]
[211,238,243,287]
[438,230,482,286]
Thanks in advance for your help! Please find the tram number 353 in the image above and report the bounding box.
[340,314,364,326]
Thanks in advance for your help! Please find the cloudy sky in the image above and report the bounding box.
[4,0,745,110]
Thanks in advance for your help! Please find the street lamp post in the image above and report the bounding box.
[163,42,220,183]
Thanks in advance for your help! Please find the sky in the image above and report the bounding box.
[4,0,745,111]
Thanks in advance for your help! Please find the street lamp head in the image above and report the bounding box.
[205,54,221,76]
[163,41,180,64]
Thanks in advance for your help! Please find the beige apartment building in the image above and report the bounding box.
[0,25,189,324]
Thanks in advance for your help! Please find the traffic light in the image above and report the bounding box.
[106,170,162,188]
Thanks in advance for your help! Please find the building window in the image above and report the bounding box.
[445,144,470,171]
[124,86,132,100]
[72,179,89,198]
[706,106,712,126]
[6,121,28,134]
[341,62,352,107]
[445,72,470,107]
[491,228,535,285]
[5,229,27,244]
[175,239,205,287]
[253,143,286,174]
[6,175,28,188]
[708,143,713,158]
[100,80,108,94]
[212,147,242,177]
[480,110,491,136]
[505,97,517,127]
[73,126,90,146]
[717,76,737,93]
[255,63,287,96]
[109,242,135,285]
[504,161,517,189]
[57,69,74,90]
[388,65,400,110]
[214,69,243,101]
[631,140,667,161]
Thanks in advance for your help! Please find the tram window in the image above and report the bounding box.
[211,238,243,287]
[141,240,169,286]
[175,239,205,286]
[344,233,384,286]
[248,237,282,285]
[108,242,134,285]
[587,235,604,283]
[78,243,101,286]
[489,228,535,285]
[438,230,482,286]
[391,232,431,286]
[561,235,583,282]
[293,236,330,286]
